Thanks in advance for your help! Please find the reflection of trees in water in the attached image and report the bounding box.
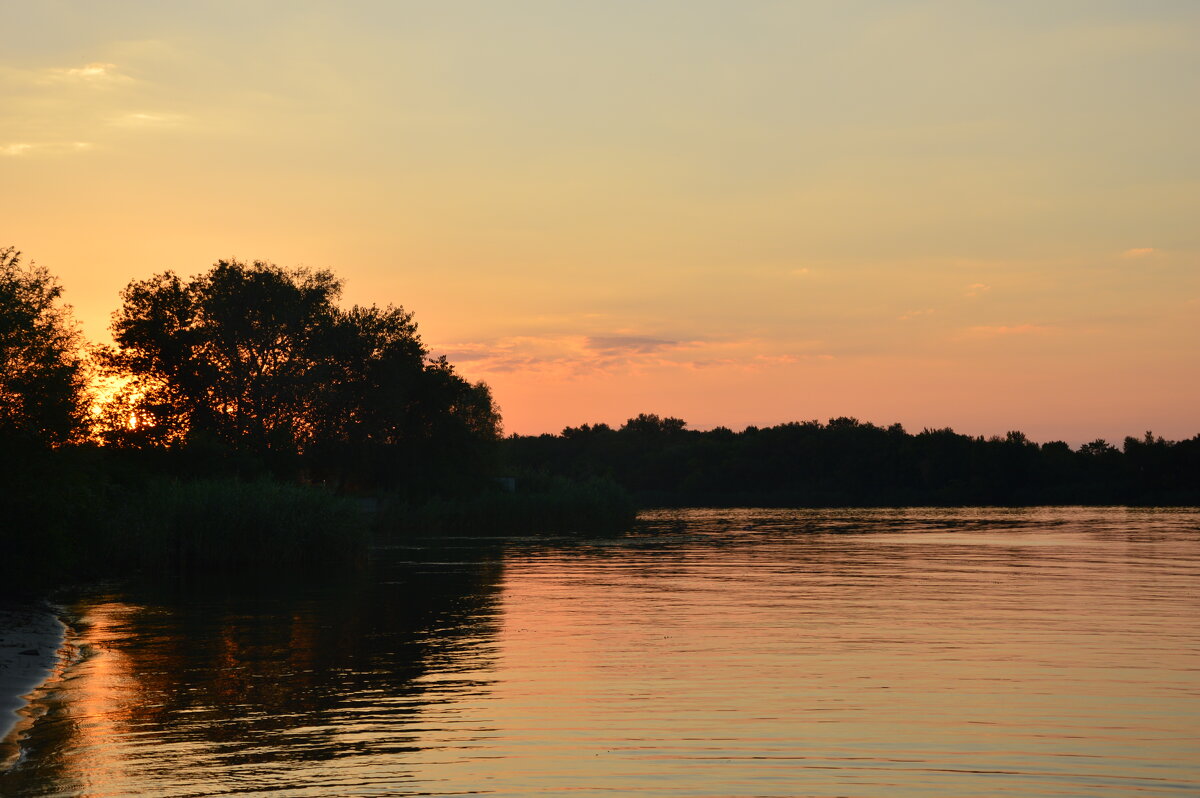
[0,545,506,795]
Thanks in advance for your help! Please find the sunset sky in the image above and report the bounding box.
[3,1,1197,442]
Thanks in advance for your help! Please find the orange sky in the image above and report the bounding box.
[3,2,1198,442]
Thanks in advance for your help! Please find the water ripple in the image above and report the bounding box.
[2,507,1198,796]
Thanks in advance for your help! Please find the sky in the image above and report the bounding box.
[2,0,1197,443]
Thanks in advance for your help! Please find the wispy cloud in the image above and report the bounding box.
[1122,247,1157,258]
[898,308,934,321]
[58,62,124,81]
[1,60,147,156]
[109,111,184,128]
[1,141,92,157]
[585,335,677,354]
[31,62,134,86]
[435,333,828,377]
[967,324,1053,337]
[754,354,802,365]
[965,282,991,297]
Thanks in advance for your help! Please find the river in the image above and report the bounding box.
[2,507,1198,796]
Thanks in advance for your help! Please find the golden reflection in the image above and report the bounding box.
[59,600,139,794]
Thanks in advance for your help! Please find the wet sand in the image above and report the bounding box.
[0,603,66,771]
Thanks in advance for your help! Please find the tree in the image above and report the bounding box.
[1078,439,1118,457]
[105,260,341,455]
[620,413,687,435]
[104,259,501,490]
[0,247,88,445]
[306,305,501,491]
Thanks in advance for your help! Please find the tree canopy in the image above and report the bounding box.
[103,259,500,489]
[0,247,88,446]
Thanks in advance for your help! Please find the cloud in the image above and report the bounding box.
[61,63,120,80]
[1,141,92,157]
[41,62,132,85]
[585,335,677,353]
[753,354,800,365]
[965,282,991,297]
[898,308,934,321]
[1122,247,1156,258]
[967,324,1053,337]
[109,111,184,128]
[434,333,826,377]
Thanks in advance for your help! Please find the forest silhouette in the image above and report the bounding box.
[503,414,1200,507]
[1,247,1197,587]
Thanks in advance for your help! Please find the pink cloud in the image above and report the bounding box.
[584,335,677,354]
[433,334,824,378]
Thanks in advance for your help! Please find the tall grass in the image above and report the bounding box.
[106,478,369,572]
[0,465,369,591]
[0,450,633,595]
[378,475,636,536]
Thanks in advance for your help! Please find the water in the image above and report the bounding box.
[3,507,1198,797]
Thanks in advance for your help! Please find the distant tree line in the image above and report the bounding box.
[502,413,1200,506]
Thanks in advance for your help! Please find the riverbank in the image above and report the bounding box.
[0,603,67,771]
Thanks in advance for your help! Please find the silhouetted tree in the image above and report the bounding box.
[1078,439,1118,458]
[309,305,501,492]
[0,247,88,445]
[103,259,500,490]
[104,261,339,455]
[621,413,687,435]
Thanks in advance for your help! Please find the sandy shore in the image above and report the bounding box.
[0,603,67,771]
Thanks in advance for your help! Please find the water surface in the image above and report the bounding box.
[3,507,1198,796]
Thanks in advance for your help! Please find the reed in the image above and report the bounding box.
[105,477,370,572]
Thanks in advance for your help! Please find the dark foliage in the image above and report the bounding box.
[0,248,89,446]
[503,415,1200,507]
[0,250,612,594]
[0,441,369,592]
[100,259,501,491]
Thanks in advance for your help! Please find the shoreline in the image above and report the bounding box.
[0,602,68,772]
